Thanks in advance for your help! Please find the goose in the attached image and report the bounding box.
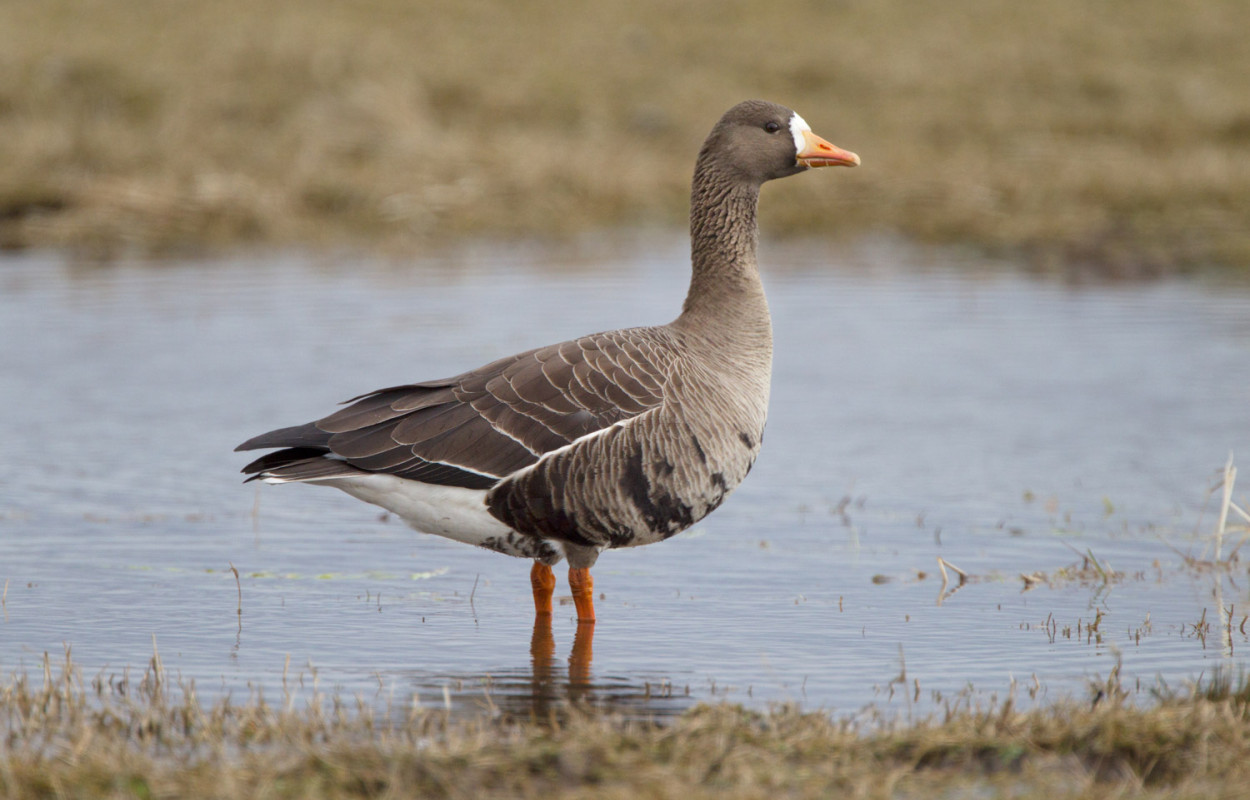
[236,99,859,624]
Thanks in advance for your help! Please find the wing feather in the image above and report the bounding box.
[238,328,678,490]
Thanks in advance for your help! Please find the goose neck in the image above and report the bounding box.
[678,168,766,325]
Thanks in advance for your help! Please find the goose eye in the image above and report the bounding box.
[764,121,781,134]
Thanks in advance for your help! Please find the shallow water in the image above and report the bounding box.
[2,238,1248,720]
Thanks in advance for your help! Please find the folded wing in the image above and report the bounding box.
[236,329,674,489]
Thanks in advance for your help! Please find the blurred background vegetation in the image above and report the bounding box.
[1,0,1247,272]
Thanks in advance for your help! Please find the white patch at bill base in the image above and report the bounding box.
[789,112,812,157]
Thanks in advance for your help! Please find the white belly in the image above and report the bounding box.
[325,474,512,547]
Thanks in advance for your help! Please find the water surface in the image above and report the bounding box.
[2,238,1248,719]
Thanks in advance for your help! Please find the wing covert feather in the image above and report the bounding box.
[245,327,679,490]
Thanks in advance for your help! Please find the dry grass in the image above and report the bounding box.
[1,0,1248,272]
[4,651,1250,799]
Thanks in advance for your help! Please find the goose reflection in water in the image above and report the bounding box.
[529,615,595,709]
[400,616,692,721]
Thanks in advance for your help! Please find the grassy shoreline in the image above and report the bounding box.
[2,1,1248,273]
[4,653,1250,799]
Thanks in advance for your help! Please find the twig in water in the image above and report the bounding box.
[1215,452,1236,561]
[935,557,969,605]
[229,561,242,627]
[1020,572,1045,590]
[1213,453,1250,561]
[937,557,968,584]
[936,558,950,604]
[1085,548,1111,584]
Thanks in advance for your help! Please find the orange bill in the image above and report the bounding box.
[798,129,860,168]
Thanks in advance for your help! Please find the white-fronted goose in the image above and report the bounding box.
[237,100,859,623]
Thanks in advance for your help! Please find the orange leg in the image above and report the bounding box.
[530,561,556,616]
[568,567,596,624]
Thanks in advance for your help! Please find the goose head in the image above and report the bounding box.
[698,99,860,186]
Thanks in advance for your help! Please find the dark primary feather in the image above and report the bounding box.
[236,422,332,451]
[236,327,676,490]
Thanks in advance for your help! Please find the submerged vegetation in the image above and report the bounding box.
[1,0,1248,272]
[3,651,1250,799]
